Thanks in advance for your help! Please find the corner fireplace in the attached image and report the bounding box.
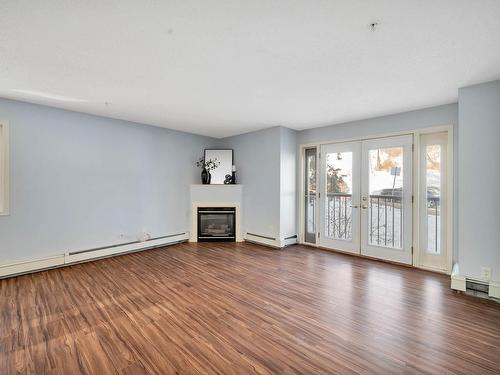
[197,207,236,242]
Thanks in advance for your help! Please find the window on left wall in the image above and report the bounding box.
[0,122,9,215]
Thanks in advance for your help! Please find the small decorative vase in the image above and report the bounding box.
[231,165,236,184]
[201,168,210,184]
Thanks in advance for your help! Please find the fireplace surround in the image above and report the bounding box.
[190,184,243,243]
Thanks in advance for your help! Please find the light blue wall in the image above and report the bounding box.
[218,127,282,239]
[5,93,493,279]
[218,126,298,242]
[279,127,297,239]
[458,79,500,281]
[0,98,215,263]
[298,103,458,145]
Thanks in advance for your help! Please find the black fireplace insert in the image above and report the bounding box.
[197,207,236,242]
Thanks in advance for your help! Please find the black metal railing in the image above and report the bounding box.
[304,193,317,243]
[427,196,440,254]
[310,193,440,251]
[326,193,353,240]
[368,194,402,248]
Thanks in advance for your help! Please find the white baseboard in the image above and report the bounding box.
[245,232,281,248]
[66,233,188,264]
[489,281,500,299]
[450,263,466,291]
[244,233,298,249]
[0,232,188,279]
[0,254,65,278]
[280,236,298,247]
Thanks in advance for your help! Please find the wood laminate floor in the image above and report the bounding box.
[1,242,499,374]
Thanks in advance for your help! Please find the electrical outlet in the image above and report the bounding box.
[481,267,492,281]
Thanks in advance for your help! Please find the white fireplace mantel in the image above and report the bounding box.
[190,184,243,242]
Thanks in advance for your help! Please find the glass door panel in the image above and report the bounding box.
[426,144,441,254]
[319,142,361,254]
[304,148,317,244]
[367,146,404,249]
[361,135,413,264]
[419,132,448,271]
[326,150,353,240]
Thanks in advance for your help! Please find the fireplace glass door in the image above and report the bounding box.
[197,207,236,241]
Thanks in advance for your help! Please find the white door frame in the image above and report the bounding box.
[417,132,448,271]
[298,125,454,274]
[360,135,413,264]
[413,127,454,274]
[299,145,320,244]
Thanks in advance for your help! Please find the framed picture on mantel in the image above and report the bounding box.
[204,149,233,184]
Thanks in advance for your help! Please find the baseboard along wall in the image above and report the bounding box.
[244,232,297,248]
[0,232,189,279]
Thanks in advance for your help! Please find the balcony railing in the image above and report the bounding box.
[427,196,440,254]
[305,193,317,243]
[368,194,402,248]
[324,193,403,249]
[307,192,441,252]
[326,193,353,240]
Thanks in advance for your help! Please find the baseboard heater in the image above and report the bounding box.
[245,232,298,248]
[282,235,298,247]
[246,232,276,241]
[450,264,500,299]
[0,232,189,279]
[66,232,188,263]
[465,278,500,299]
[466,279,489,294]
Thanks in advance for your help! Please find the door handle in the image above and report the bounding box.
[361,204,368,209]
[352,204,360,208]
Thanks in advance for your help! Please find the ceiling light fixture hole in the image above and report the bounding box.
[368,22,379,31]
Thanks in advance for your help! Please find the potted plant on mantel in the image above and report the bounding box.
[196,157,220,184]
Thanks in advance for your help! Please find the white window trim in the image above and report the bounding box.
[413,126,454,275]
[0,120,10,216]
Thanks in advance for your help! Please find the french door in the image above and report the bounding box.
[319,135,413,264]
[319,141,361,253]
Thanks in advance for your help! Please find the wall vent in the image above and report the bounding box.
[466,279,490,294]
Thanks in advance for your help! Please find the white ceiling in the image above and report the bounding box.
[1,1,500,138]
